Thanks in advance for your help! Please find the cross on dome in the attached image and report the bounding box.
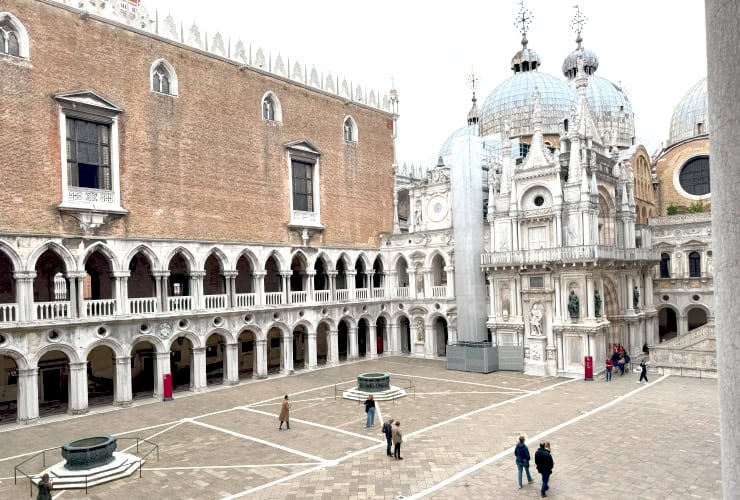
[514,0,533,38]
[570,4,588,46]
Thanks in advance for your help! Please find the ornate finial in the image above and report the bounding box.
[467,69,479,100]
[514,0,533,42]
[570,4,587,45]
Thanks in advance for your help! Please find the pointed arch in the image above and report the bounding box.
[391,253,410,270]
[424,249,450,268]
[343,115,358,142]
[150,58,179,96]
[0,12,30,59]
[289,250,309,269]
[163,246,196,272]
[0,240,23,272]
[198,246,229,271]
[312,251,333,271]
[123,245,160,271]
[79,242,121,272]
[261,91,282,122]
[262,249,286,271]
[336,252,352,270]
[353,252,371,270]
[27,241,76,273]
[234,249,259,271]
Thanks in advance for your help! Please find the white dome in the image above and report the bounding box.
[669,77,708,146]
[569,75,635,146]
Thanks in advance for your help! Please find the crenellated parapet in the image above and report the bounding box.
[49,0,393,112]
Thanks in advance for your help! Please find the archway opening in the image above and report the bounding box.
[38,350,70,417]
[336,258,348,300]
[0,251,16,314]
[293,326,306,369]
[372,257,384,291]
[0,354,18,423]
[266,327,283,374]
[659,308,678,342]
[395,257,409,297]
[316,323,329,366]
[204,254,226,309]
[34,249,69,320]
[358,318,369,357]
[87,345,115,407]
[168,253,191,311]
[237,330,257,379]
[687,308,708,331]
[83,251,114,316]
[338,320,349,361]
[431,254,446,297]
[355,260,367,290]
[376,317,387,354]
[131,341,156,398]
[264,256,282,305]
[170,336,193,392]
[205,333,227,385]
[128,252,156,313]
[400,317,411,354]
[435,317,449,356]
[314,257,329,302]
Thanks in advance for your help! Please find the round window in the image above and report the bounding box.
[679,156,710,196]
[534,195,545,207]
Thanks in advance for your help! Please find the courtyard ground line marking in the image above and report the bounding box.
[239,407,383,443]
[119,421,184,454]
[243,378,356,408]
[221,463,328,499]
[249,396,334,407]
[142,462,319,471]
[414,390,527,396]
[389,373,532,392]
[187,419,327,462]
[405,375,669,499]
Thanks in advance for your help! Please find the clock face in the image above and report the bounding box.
[428,196,448,222]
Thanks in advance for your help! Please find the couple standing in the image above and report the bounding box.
[382,418,403,459]
[515,437,554,497]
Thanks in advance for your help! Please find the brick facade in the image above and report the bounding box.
[654,137,710,215]
[0,0,394,247]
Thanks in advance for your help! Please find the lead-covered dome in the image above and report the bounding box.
[568,76,635,146]
[668,77,708,146]
[480,71,573,138]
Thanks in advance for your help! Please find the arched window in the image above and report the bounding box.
[261,92,282,122]
[0,13,29,59]
[343,116,357,142]
[150,59,178,95]
[660,253,671,278]
[688,251,701,278]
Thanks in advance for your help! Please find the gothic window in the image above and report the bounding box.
[0,13,29,59]
[262,92,282,122]
[150,59,178,95]
[291,160,314,212]
[678,156,710,196]
[688,251,701,278]
[343,116,357,142]
[66,118,111,190]
[660,253,671,278]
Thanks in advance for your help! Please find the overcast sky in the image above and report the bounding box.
[149,0,707,166]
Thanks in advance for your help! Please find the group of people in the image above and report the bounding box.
[604,344,650,383]
[515,437,554,498]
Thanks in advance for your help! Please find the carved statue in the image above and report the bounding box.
[529,305,543,336]
[594,290,602,318]
[568,291,580,320]
[414,199,423,226]
[415,318,425,342]
[633,285,640,309]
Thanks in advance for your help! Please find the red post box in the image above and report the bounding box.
[584,356,594,381]
[163,373,173,401]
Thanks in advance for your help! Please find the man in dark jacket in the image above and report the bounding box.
[534,442,554,498]
[514,436,534,488]
[382,418,394,456]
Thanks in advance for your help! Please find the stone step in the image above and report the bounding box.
[342,386,408,401]
[46,461,142,489]
[34,452,144,490]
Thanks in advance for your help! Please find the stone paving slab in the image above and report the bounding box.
[0,357,722,500]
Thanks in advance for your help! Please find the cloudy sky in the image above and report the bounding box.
[148,0,707,166]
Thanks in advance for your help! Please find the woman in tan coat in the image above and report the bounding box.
[279,395,290,430]
[391,420,403,459]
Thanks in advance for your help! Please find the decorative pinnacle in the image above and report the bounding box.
[570,4,587,44]
[467,70,479,98]
[514,0,533,38]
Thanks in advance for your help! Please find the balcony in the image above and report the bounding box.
[168,296,192,312]
[372,288,385,299]
[394,287,409,298]
[264,292,283,306]
[432,286,447,298]
[336,289,350,302]
[481,245,660,267]
[128,297,157,314]
[355,288,368,300]
[314,290,330,303]
[0,303,17,322]
[290,291,308,304]
[36,301,71,320]
[84,299,117,317]
[235,293,256,308]
[204,294,228,310]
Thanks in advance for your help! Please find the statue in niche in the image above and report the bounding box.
[567,291,580,320]
[415,317,425,342]
[633,285,640,309]
[529,304,543,336]
[414,199,423,226]
[594,290,602,318]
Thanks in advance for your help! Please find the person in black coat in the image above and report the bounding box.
[534,442,554,498]
[639,359,649,384]
[514,436,534,488]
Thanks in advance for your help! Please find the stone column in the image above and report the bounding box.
[626,274,634,314]
[225,343,239,385]
[554,276,561,322]
[307,331,318,369]
[348,326,358,360]
[586,274,595,321]
[445,265,455,298]
[255,339,268,378]
[369,324,378,358]
[390,323,401,355]
[368,270,375,297]
[347,270,357,300]
[678,315,688,336]
[424,323,434,358]
[644,271,654,309]
[328,271,338,301]
[254,271,266,306]
[329,329,339,365]
[154,271,169,313]
[282,333,294,373]
[509,280,517,321]
[155,352,170,398]
[487,271,495,319]
[68,361,88,415]
[17,368,39,424]
[389,271,398,298]
[408,269,417,300]
[190,347,207,391]
[190,271,206,310]
[66,272,85,318]
[112,271,130,315]
[114,356,133,406]
[422,267,432,299]
[13,271,35,322]
[306,270,316,302]
[224,271,238,308]
[393,191,400,233]
[280,271,292,304]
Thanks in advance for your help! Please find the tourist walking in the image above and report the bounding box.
[617,354,626,376]
[605,358,613,381]
[514,436,534,489]
[392,420,403,459]
[382,418,395,456]
[638,359,649,384]
[36,473,52,500]
[364,395,376,427]
[278,394,290,430]
[534,442,554,498]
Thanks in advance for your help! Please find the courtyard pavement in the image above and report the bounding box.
[0,357,722,499]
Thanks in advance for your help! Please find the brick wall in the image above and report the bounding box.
[654,138,710,215]
[0,0,394,247]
